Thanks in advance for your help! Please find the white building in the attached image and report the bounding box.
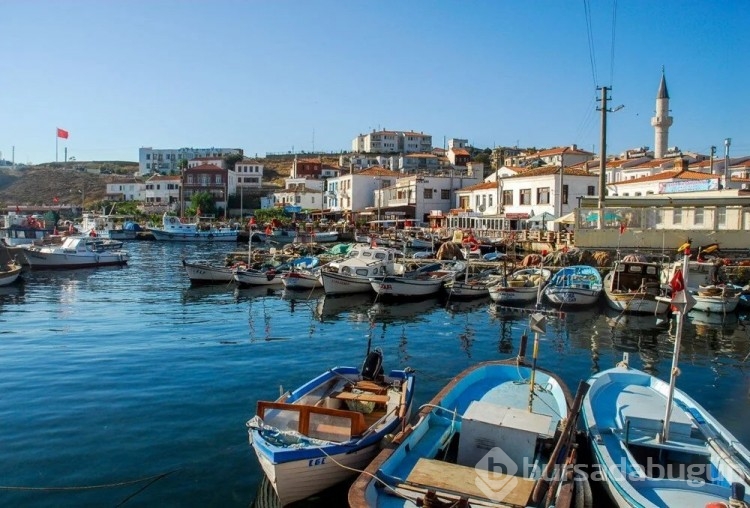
[105,178,143,202]
[454,165,599,229]
[138,147,242,176]
[272,178,325,212]
[142,175,181,211]
[351,130,432,154]
[325,167,399,215]
[233,159,264,190]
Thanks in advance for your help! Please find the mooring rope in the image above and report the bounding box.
[0,468,180,492]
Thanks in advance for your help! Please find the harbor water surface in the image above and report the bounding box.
[1,241,749,507]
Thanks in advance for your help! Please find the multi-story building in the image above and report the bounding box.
[182,164,229,215]
[325,167,399,216]
[142,175,181,211]
[105,178,143,201]
[351,130,432,154]
[138,147,242,176]
[272,178,325,212]
[234,158,264,190]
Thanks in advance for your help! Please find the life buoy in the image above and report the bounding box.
[168,217,177,225]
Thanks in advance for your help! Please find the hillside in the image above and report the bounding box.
[0,156,341,207]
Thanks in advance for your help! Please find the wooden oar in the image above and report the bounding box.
[531,380,589,504]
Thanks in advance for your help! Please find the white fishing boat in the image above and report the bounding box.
[0,260,22,286]
[235,256,319,288]
[488,267,552,305]
[582,245,750,508]
[603,254,670,315]
[149,213,238,242]
[543,265,603,307]
[320,244,403,295]
[0,212,54,246]
[21,236,129,269]
[280,268,322,290]
[370,260,465,299]
[79,211,143,240]
[181,259,234,285]
[247,349,415,506]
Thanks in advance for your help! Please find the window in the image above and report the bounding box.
[215,175,222,184]
[423,189,433,199]
[475,195,480,207]
[537,187,550,204]
[694,208,704,225]
[673,208,682,225]
[503,190,513,206]
[441,189,450,200]
[587,185,595,196]
[520,189,531,205]
[718,207,726,227]
[489,195,493,207]
[562,185,568,204]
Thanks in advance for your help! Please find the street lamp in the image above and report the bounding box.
[724,138,732,189]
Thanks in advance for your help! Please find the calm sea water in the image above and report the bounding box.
[1,241,749,507]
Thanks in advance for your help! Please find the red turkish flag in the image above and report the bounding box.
[57,128,69,139]
[670,268,685,294]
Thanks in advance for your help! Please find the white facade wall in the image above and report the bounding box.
[351,131,432,154]
[143,178,181,206]
[106,181,143,201]
[138,147,241,175]
[234,161,264,189]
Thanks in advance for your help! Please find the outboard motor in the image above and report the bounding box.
[361,348,384,381]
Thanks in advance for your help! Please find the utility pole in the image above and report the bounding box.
[724,138,732,189]
[709,145,716,176]
[597,86,609,230]
[558,147,568,231]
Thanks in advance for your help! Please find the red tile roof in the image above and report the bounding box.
[451,148,470,156]
[459,181,499,192]
[356,166,400,177]
[504,165,594,179]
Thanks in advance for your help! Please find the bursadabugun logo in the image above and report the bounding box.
[474,447,519,501]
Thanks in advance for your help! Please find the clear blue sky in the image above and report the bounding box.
[2,0,747,164]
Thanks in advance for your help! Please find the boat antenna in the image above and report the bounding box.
[661,240,694,442]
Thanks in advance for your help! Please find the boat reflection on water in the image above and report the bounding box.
[443,296,490,315]
[603,306,668,374]
[687,310,749,359]
[313,293,373,323]
[367,297,440,324]
[0,279,25,303]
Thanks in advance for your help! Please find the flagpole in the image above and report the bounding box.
[662,243,692,442]
[56,130,58,163]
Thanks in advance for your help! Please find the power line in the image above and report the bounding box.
[609,0,618,86]
[583,0,599,88]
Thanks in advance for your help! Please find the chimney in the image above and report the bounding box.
[674,157,688,173]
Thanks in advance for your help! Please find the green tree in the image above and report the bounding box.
[254,207,288,225]
[188,192,216,216]
[223,153,244,169]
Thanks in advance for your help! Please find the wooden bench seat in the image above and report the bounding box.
[405,458,535,507]
[332,391,389,404]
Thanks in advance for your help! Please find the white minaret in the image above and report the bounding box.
[651,70,673,159]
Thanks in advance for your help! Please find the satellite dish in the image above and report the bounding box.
[478,205,486,212]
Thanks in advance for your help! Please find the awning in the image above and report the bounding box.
[528,212,556,222]
[553,211,575,224]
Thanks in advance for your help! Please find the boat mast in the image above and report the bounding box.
[527,251,548,412]
[661,242,694,442]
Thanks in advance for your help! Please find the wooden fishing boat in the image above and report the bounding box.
[488,267,552,305]
[280,267,322,290]
[370,261,465,299]
[543,265,603,307]
[0,260,22,286]
[582,365,750,507]
[603,255,670,315]
[247,349,415,506]
[583,244,750,508]
[349,356,589,508]
[181,259,234,285]
[660,255,741,314]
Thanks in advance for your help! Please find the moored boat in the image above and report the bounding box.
[603,254,670,315]
[149,212,238,242]
[182,259,235,285]
[488,267,552,305]
[370,260,465,299]
[247,349,415,506]
[348,356,588,508]
[0,260,22,286]
[21,236,129,269]
[543,265,603,307]
[320,244,403,295]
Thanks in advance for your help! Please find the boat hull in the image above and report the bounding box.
[544,286,601,307]
[234,269,283,286]
[691,291,740,313]
[182,261,234,284]
[604,292,670,314]
[150,229,237,242]
[488,285,539,305]
[281,272,322,290]
[320,271,373,295]
[22,250,128,269]
[582,367,750,507]
[370,277,445,298]
[0,265,22,286]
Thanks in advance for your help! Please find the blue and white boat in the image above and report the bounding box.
[349,358,589,508]
[247,350,415,506]
[543,265,603,307]
[149,212,238,242]
[582,365,750,507]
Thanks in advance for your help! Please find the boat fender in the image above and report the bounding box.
[574,469,593,508]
